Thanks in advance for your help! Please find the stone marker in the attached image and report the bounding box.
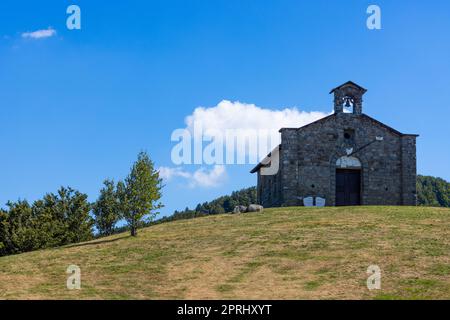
[232,205,247,214]
[303,197,314,207]
[315,197,326,207]
[247,204,264,213]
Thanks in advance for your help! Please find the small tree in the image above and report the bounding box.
[119,152,163,236]
[93,179,121,236]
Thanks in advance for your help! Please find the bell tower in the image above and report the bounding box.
[330,81,367,115]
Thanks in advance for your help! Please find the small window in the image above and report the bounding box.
[344,129,355,140]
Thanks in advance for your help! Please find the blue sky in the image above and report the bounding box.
[1,0,449,216]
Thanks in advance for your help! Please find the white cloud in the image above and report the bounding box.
[185,100,329,160]
[158,166,191,181]
[191,165,226,187]
[185,100,328,137]
[21,27,56,39]
[159,165,226,188]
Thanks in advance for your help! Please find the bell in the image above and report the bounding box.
[344,97,352,108]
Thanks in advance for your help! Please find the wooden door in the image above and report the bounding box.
[336,169,361,206]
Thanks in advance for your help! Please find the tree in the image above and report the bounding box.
[60,187,94,243]
[417,175,450,207]
[0,209,7,255]
[32,192,68,248]
[37,187,94,245]
[93,179,121,236]
[0,200,39,255]
[118,152,163,236]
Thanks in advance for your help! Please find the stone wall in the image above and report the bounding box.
[280,129,300,207]
[257,169,282,207]
[401,135,418,205]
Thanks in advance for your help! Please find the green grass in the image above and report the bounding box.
[0,206,449,300]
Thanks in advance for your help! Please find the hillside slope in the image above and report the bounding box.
[0,206,449,300]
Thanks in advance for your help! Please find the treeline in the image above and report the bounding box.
[0,187,93,256]
[417,175,450,207]
[156,187,257,224]
[0,152,162,257]
[99,187,257,235]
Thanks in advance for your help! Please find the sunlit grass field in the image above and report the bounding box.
[0,206,449,299]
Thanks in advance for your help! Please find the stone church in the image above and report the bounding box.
[251,81,418,207]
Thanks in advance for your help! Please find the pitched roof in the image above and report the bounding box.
[250,145,280,174]
[278,113,335,133]
[329,81,367,94]
[279,113,418,137]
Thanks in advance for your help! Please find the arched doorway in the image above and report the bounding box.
[335,156,361,206]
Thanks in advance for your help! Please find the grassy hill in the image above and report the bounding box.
[0,206,449,300]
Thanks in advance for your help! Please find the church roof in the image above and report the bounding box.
[250,145,280,174]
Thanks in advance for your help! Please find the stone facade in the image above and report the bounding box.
[251,81,418,207]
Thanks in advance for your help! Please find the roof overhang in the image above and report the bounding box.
[250,145,280,174]
[329,81,367,94]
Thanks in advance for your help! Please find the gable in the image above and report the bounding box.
[280,113,418,137]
